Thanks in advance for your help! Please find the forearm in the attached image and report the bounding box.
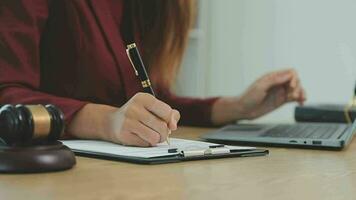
[66,103,117,141]
[211,97,246,125]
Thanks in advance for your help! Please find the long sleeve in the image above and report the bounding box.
[156,86,219,127]
[0,1,87,126]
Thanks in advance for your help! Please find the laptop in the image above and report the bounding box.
[201,120,356,150]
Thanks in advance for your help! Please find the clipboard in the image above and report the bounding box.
[61,138,269,165]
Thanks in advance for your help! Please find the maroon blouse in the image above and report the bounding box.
[0,0,218,132]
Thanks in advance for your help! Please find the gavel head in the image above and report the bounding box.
[0,104,64,146]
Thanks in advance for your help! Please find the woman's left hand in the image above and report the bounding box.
[211,69,306,125]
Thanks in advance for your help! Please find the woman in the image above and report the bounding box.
[0,0,305,147]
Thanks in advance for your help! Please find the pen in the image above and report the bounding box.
[126,43,155,96]
[126,43,170,145]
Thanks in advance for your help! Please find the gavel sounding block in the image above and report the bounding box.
[0,142,76,173]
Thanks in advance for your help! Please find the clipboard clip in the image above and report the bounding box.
[180,145,230,158]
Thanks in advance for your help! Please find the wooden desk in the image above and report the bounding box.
[1,126,356,200]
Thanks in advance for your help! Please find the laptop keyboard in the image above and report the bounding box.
[261,124,342,139]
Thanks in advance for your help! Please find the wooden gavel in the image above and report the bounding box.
[0,104,64,146]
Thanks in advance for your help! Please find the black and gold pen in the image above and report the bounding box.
[126,43,170,145]
[126,43,155,96]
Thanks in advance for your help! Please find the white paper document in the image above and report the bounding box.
[61,138,255,158]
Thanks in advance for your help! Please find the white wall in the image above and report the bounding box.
[177,0,356,122]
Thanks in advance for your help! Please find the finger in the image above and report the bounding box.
[168,109,180,130]
[293,85,302,99]
[260,70,294,91]
[136,93,173,123]
[301,88,307,101]
[131,121,164,145]
[286,89,294,102]
[298,88,307,105]
[289,70,299,89]
[261,69,292,82]
[147,100,173,123]
[291,74,306,104]
[138,108,169,142]
[119,132,151,147]
[296,83,305,100]
[288,82,305,102]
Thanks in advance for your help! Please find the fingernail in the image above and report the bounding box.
[168,129,172,135]
[170,122,177,131]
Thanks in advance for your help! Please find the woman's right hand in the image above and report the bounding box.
[67,93,180,147]
[106,93,180,146]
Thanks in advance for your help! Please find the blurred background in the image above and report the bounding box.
[174,0,356,122]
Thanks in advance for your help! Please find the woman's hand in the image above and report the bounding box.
[106,93,180,146]
[211,69,306,125]
[67,93,180,147]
